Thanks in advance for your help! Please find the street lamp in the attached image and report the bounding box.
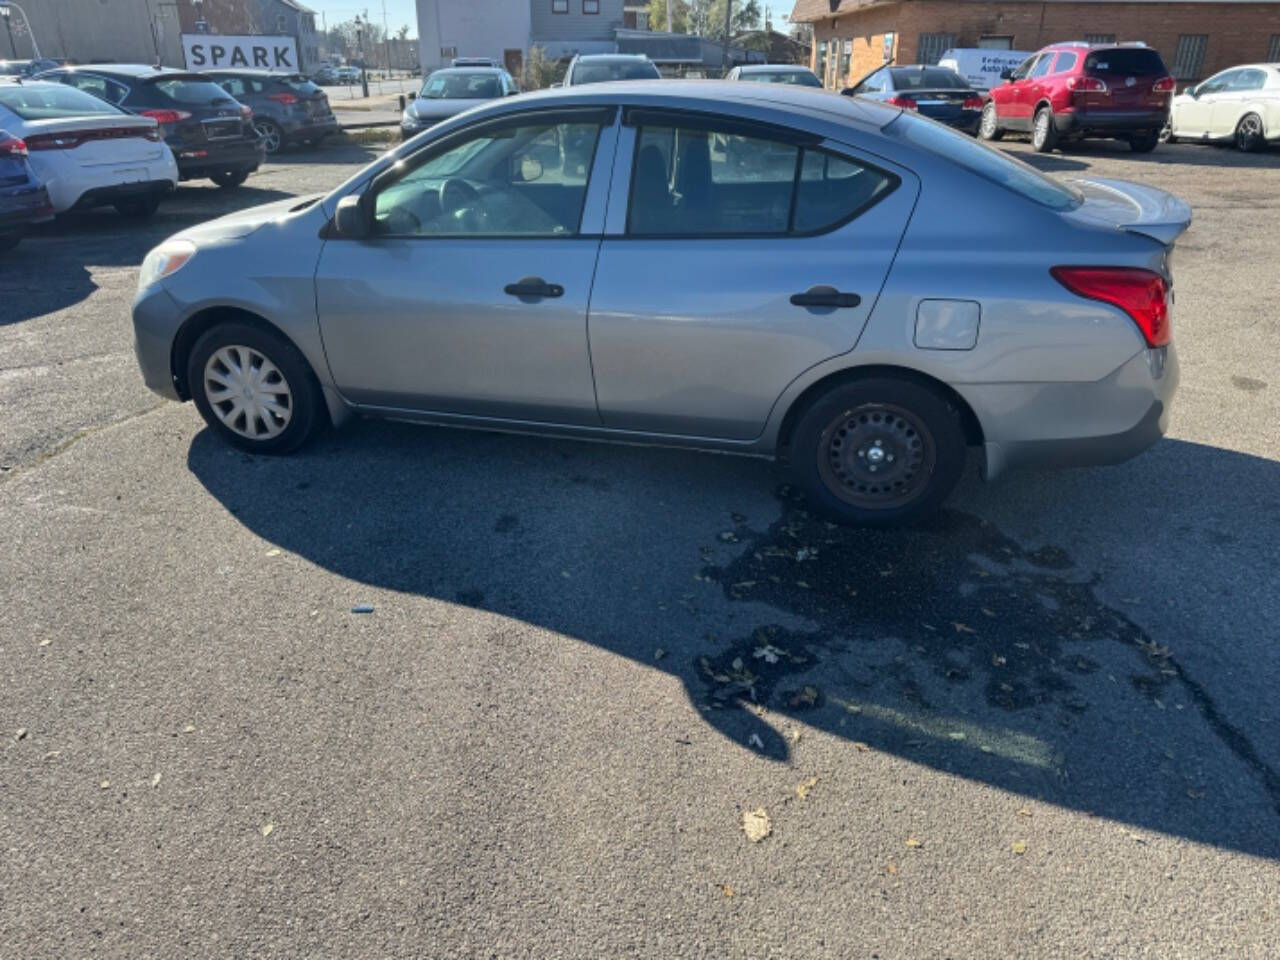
[1,6,15,61]
[0,2,40,59]
[353,14,369,97]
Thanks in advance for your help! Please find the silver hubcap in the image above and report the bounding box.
[982,105,996,136]
[1240,116,1261,140]
[1035,113,1049,142]
[254,120,281,153]
[203,345,292,440]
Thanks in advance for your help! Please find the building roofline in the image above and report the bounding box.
[792,0,1280,24]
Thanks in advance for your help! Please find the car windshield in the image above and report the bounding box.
[151,77,237,105]
[1085,48,1166,77]
[572,60,659,84]
[279,74,321,95]
[741,69,822,87]
[887,110,1082,210]
[420,72,502,99]
[890,67,971,90]
[0,83,125,119]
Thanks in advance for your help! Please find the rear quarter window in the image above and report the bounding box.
[887,110,1081,210]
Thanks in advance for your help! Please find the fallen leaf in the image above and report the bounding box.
[981,607,997,618]
[788,728,802,744]
[747,733,764,750]
[731,657,744,672]
[99,780,110,789]
[14,728,27,741]
[151,773,162,789]
[887,862,899,875]
[42,751,60,761]
[38,638,51,647]
[991,653,1008,667]
[182,724,196,733]
[351,604,375,614]
[1186,788,1205,799]
[719,883,735,898]
[718,531,740,543]
[853,742,870,752]
[952,622,977,635]
[1011,840,1027,855]
[653,648,666,661]
[904,836,922,849]
[795,580,812,589]
[753,645,782,664]
[1016,807,1033,817]
[786,685,821,709]
[947,731,966,741]
[741,808,772,843]
[265,548,282,557]
[260,823,275,838]
[795,776,819,800]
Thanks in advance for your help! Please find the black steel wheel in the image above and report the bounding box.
[791,377,967,527]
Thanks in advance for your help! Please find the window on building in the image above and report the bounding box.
[626,121,896,237]
[552,0,568,12]
[815,40,827,84]
[1085,34,1116,45]
[1171,34,1208,80]
[583,0,599,11]
[978,35,1013,50]
[276,14,287,32]
[1268,35,1280,63]
[917,33,956,66]
[839,39,851,84]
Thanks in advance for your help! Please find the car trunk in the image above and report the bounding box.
[22,116,165,166]
[276,75,332,119]
[904,88,976,125]
[142,75,252,145]
[1081,48,1168,110]
[1065,177,1192,248]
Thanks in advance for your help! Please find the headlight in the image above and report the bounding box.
[137,240,196,291]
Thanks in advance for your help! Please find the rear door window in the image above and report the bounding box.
[1229,69,1267,91]
[65,74,129,104]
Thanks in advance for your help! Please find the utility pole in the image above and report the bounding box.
[381,0,389,72]
[664,0,672,32]
[721,0,732,77]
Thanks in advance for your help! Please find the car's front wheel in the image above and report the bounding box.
[187,322,325,454]
[1128,130,1160,153]
[1031,107,1058,152]
[790,377,967,527]
[979,102,1003,141]
[210,168,250,189]
[1235,113,1265,152]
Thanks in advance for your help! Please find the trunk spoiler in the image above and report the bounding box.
[1067,177,1192,247]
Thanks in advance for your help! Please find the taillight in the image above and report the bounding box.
[140,109,192,126]
[1051,267,1170,347]
[1152,76,1177,94]
[25,127,161,151]
[886,95,918,110]
[268,92,299,106]
[0,134,27,157]
[962,96,984,111]
[1066,76,1108,94]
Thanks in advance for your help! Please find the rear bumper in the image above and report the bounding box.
[0,185,54,229]
[72,179,172,209]
[1054,109,1167,136]
[962,344,1179,480]
[171,138,265,178]
[281,115,340,140]
[918,108,982,135]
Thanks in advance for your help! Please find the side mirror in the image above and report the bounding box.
[334,194,370,238]
[1000,69,1014,81]
[1188,84,1200,99]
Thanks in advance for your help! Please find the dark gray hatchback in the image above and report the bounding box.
[206,70,338,154]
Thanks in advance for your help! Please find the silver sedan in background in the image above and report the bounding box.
[132,82,1189,525]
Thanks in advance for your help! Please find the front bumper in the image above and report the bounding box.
[132,283,184,400]
[962,344,1179,480]
[171,137,265,179]
[1054,108,1167,136]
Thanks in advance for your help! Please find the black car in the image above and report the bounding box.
[0,128,54,253]
[843,64,985,135]
[205,70,338,154]
[34,64,265,187]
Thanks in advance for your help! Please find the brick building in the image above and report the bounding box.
[789,0,1280,90]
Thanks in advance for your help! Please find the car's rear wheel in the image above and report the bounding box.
[210,169,250,189]
[253,118,284,154]
[979,102,1003,141]
[790,377,967,527]
[1128,130,1160,153]
[187,322,325,454]
[1235,113,1265,152]
[1031,107,1058,152]
[114,194,161,217]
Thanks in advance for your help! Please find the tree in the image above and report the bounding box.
[396,24,410,41]
[520,46,565,90]
[646,0,691,33]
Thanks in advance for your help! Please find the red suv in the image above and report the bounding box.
[980,42,1176,153]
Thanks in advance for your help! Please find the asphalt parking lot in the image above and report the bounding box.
[3,137,1279,958]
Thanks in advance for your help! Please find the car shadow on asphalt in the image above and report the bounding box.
[186,423,1280,859]
[1009,139,1280,170]
[0,185,294,326]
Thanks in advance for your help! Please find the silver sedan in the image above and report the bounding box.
[132,82,1189,525]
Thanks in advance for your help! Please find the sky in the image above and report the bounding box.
[307,0,420,37]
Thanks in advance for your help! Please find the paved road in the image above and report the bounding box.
[2,138,1279,958]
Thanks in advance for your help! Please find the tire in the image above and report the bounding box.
[114,194,161,217]
[1128,130,1160,153]
[979,101,1003,141]
[210,168,250,189]
[1031,107,1058,153]
[790,377,968,527]
[1235,113,1264,152]
[253,118,284,155]
[186,322,325,454]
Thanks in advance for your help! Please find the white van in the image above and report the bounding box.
[938,48,1034,93]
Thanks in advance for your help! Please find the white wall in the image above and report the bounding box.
[415,0,531,73]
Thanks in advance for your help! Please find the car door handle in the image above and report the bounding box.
[790,287,861,309]
[504,277,564,299]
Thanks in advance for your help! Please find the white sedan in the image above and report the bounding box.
[1167,63,1280,152]
[0,81,177,216]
